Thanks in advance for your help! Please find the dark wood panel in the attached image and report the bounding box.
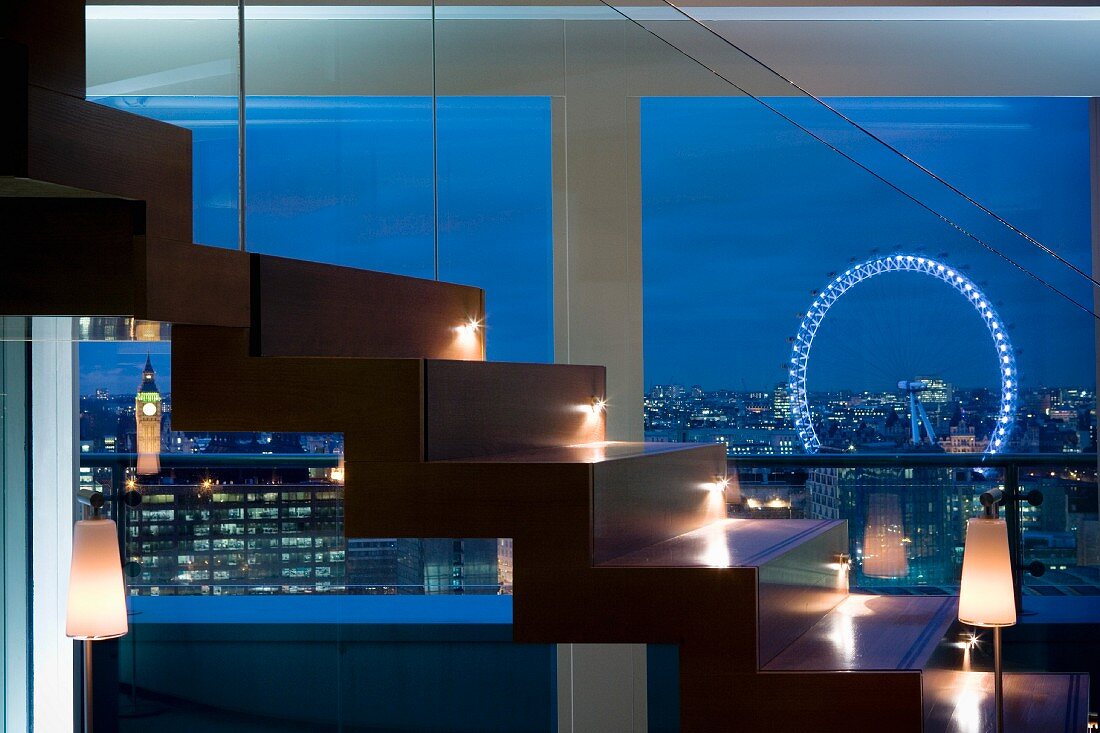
[27,86,192,242]
[0,211,250,325]
[170,326,425,461]
[423,359,606,460]
[0,196,142,315]
[591,443,726,563]
[345,461,591,540]
[3,0,85,96]
[253,254,485,359]
[141,239,249,327]
[0,42,29,175]
[687,670,924,733]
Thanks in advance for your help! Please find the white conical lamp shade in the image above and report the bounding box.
[66,519,128,640]
[958,517,1016,628]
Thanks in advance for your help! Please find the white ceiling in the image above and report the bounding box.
[85,6,1100,97]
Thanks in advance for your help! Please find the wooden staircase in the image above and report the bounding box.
[1,2,1090,730]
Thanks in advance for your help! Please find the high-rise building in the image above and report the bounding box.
[135,355,162,475]
[126,469,346,593]
[396,538,502,594]
[915,376,952,408]
[772,383,792,425]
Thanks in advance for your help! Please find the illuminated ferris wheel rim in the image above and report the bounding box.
[787,254,1018,455]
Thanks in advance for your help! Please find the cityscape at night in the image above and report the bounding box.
[78,351,1099,595]
[79,358,510,597]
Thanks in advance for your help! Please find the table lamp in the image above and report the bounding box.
[66,491,128,733]
[958,489,1016,733]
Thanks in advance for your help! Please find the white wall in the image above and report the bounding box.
[30,318,77,733]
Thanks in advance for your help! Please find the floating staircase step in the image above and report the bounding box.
[171,326,604,461]
[763,595,958,672]
[350,442,725,539]
[0,203,249,326]
[252,255,484,359]
[604,518,849,666]
[923,671,1089,733]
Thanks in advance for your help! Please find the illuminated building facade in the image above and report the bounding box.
[126,469,346,594]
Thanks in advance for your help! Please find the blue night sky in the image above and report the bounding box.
[83,95,1092,396]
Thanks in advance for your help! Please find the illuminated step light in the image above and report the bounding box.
[710,475,731,493]
[588,397,607,416]
[455,318,480,338]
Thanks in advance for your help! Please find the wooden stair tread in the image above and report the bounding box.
[923,671,1089,733]
[440,440,709,464]
[599,518,844,568]
[763,595,957,672]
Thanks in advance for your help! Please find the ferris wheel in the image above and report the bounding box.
[788,254,1017,454]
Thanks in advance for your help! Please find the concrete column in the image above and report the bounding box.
[554,20,644,442]
[558,644,648,733]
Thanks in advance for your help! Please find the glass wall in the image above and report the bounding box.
[78,1,1100,728]
[642,95,1098,591]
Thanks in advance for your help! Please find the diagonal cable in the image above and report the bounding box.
[598,1,1100,320]
[655,0,1100,292]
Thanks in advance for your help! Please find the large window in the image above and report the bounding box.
[642,97,1098,590]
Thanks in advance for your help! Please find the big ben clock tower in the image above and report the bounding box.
[135,355,162,475]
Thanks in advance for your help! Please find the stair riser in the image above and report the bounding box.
[424,360,606,460]
[0,226,250,326]
[757,520,848,666]
[172,326,606,461]
[0,197,139,316]
[252,254,485,360]
[592,443,727,563]
[679,670,923,733]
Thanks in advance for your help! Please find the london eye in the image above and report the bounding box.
[788,254,1017,454]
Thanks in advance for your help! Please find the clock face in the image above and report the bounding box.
[142,402,158,417]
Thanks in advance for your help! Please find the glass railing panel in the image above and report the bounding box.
[242,1,435,275]
[1019,463,1100,596]
[727,455,1099,596]
[86,3,242,250]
